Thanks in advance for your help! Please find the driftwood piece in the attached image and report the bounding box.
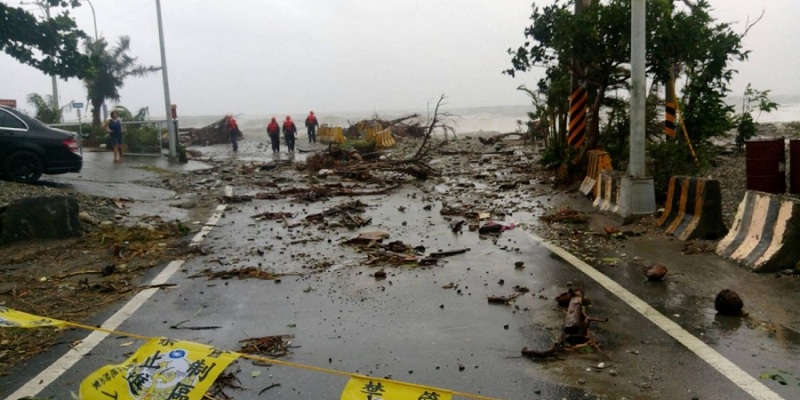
[487,292,523,304]
[477,132,523,145]
[334,160,438,181]
[429,248,470,258]
[522,288,608,359]
[281,215,300,229]
[563,290,588,338]
[170,320,222,330]
[220,194,253,204]
[521,345,560,359]
[278,184,400,201]
[304,200,372,228]
[238,335,293,357]
[539,209,588,224]
[251,211,294,221]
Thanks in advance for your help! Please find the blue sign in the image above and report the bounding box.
[72,102,84,109]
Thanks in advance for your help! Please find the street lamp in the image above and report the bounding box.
[155,0,177,161]
[85,0,98,40]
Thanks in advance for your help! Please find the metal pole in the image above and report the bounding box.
[628,0,646,177]
[155,0,177,161]
[77,107,83,154]
[42,5,61,121]
[617,0,655,218]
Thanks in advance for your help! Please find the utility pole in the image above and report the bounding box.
[618,0,656,218]
[155,0,177,162]
[567,0,592,150]
[41,3,61,119]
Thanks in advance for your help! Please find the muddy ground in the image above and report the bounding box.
[1,123,798,383]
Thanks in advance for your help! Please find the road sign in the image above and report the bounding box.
[0,99,17,108]
[72,102,84,109]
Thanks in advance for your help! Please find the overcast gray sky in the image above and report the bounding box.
[1,0,797,120]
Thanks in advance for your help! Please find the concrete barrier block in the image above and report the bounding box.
[585,150,612,197]
[0,195,82,245]
[592,170,623,214]
[716,191,800,273]
[658,176,728,240]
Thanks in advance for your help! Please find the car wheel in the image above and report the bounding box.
[3,151,44,183]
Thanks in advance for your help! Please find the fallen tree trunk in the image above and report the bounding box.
[334,160,439,181]
[279,184,400,199]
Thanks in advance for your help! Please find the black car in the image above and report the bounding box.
[0,105,82,183]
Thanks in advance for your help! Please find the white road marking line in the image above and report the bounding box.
[522,230,784,400]
[7,186,232,400]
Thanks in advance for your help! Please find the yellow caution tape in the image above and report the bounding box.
[1,307,502,400]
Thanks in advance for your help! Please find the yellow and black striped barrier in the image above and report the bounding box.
[664,101,677,138]
[580,149,613,197]
[319,126,346,144]
[318,125,331,141]
[592,170,623,214]
[363,126,382,140]
[567,86,587,149]
[373,129,396,149]
[716,191,800,273]
[657,176,728,241]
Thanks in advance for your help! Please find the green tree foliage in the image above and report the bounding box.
[94,105,158,153]
[83,36,160,136]
[506,0,633,153]
[646,140,714,202]
[660,1,749,141]
[26,93,61,123]
[734,84,778,149]
[506,0,748,173]
[112,105,150,121]
[0,0,90,79]
[517,82,569,168]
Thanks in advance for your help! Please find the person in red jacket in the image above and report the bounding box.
[226,114,241,152]
[305,111,319,144]
[282,115,297,152]
[266,117,280,153]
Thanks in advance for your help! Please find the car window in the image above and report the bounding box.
[0,109,27,130]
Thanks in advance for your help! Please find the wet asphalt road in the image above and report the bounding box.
[2,139,800,399]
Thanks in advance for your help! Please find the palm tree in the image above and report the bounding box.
[83,36,160,138]
[26,93,61,124]
[112,105,150,121]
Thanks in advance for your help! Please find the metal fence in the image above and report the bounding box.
[51,120,170,155]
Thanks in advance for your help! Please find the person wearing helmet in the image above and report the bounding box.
[282,115,297,152]
[267,117,281,153]
[305,111,319,144]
